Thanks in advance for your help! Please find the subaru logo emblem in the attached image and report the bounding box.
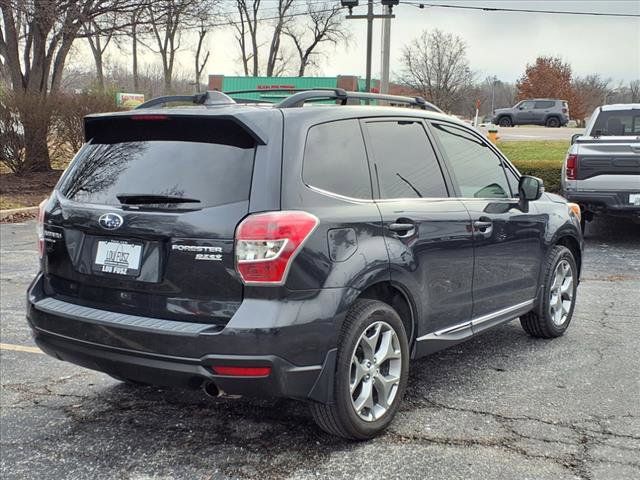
[99,213,124,230]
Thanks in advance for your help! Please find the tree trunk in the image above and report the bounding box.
[20,100,51,173]
[132,29,139,91]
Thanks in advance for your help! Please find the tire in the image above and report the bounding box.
[545,116,560,128]
[520,246,578,338]
[310,299,409,440]
[498,116,512,127]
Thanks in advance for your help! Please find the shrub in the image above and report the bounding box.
[512,160,562,193]
[0,93,26,173]
[50,93,120,167]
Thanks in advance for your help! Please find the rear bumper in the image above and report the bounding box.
[27,274,345,403]
[563,190,640,218]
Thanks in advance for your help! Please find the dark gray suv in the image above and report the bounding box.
[493,99,570,127]
[27,89,583,440]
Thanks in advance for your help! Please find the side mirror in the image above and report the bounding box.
[570,133,581,145]
[519,175,543,201]
[518,175,543,211]
[517,105,525,110]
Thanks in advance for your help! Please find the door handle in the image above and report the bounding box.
[473,219,493,236]
[389,222,416,238]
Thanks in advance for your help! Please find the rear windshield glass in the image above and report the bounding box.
[58,116,256,208]
[591,110,640,136]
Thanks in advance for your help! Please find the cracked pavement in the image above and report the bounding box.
[1,216,639,480]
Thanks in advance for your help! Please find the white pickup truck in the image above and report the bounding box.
[561,104,640,231]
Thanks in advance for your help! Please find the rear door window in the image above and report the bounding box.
[364,120,448,199]
[303,119,372,199]
[534,101,555,109]
[58,116,256,208]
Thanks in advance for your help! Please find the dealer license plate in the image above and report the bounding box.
[93,240,142,276]
[629,194,640,206]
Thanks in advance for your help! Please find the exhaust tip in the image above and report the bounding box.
[202,381,221,398]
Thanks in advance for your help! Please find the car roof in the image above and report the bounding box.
[278,104,461,125]
[600,103,640,111]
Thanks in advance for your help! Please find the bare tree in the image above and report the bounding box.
[233,0,261,76]
[146,0,206,93]
[194,18,210,91]
[283,1,347,77]
[573,74,610,121]
[399,29,474,112]
[0,0,141,172]
[265,0,294,76]
[629,79,640,103]
[84,17,116,92]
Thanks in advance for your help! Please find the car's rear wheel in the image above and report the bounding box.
[310,299,409,440]
[498,116,512,127]
[520,245,577,338]
[545,116,561,128]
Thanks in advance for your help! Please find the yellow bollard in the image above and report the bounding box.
[487,128,499,144]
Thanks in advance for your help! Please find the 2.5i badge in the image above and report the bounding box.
[171,244,223,261]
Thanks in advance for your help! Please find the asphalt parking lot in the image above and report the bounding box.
[1,217,639,480]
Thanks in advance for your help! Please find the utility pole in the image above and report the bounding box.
[343,1,397,94]
[490,76,498,113]
[380,4,392,94]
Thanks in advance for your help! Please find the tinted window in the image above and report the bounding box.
[534,100,555,109]
[59,117,255,208]
[365,120,448,199]
[303,120,372,199]
[431,123,511,199]
[592,110,640,136]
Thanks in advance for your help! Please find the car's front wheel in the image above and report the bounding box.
[521,245,578,338]
[310,299,409,440]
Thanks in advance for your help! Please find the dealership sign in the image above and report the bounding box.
[116,93,145,109]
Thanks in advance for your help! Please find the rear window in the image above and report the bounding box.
[591,110,640,136]
[59,116,256,208]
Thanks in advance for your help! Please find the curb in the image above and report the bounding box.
[0,206,38,221]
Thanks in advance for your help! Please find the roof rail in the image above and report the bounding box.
[273,89,442,112]
[134,91,235,109]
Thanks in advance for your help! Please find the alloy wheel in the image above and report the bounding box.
[549,260,574,326]
[349,321,402,422]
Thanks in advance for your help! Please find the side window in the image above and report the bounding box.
[520,101,535,109]
[431,123,512,199]
[534,100,555,109]
[364,120,448,199]
[303,119,372,199]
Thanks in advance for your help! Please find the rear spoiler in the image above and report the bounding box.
[83,112,268,145]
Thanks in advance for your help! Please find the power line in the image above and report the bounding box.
[402,1,640,18]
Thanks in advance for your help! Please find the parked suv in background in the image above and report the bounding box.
[493,99,569,127]
[562,103,640,230]
[28,89,583,440]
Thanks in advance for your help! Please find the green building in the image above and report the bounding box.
[207,74,387,103]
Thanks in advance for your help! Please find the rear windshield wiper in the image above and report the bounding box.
[116,194,201,205]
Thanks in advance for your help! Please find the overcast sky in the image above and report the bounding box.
[70,0,640,85]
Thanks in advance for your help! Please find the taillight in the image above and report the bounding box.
[212,366,271,377]
[36,199,47,258]
[562,108,567,114]
[130,114,169,121]
[235,211,319,285]
[566,154,578,180]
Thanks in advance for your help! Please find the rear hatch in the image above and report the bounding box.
[43,113,259,327]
